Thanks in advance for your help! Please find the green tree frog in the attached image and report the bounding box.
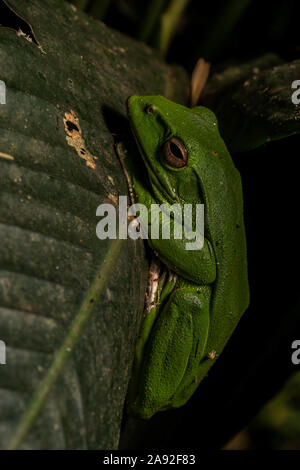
[118,95,249,419]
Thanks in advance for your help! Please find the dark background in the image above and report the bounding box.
[102,0,299,67]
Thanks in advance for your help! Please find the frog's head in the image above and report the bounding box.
[127,95,223,205]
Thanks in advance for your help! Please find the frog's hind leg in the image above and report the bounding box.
[170,288,211,409]
[130,287,210,419]
[127,260,177,413]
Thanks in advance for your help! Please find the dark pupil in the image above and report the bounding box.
[170,142,183,160]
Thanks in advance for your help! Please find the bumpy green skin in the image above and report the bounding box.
[125,95,249,419]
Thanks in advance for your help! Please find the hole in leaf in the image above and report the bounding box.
[0,0,39,46]
[65,120,79,133]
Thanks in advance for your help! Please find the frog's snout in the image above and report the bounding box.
[128,95,160,119]
[127,95,141,110]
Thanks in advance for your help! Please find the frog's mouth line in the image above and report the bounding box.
[129,126,176,204]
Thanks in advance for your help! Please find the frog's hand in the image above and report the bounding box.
[145,205,216,284]
[149,234,216,285]
[129,288,210,419]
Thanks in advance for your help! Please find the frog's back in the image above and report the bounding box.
[205,153,249,353]
[192,108,249,361]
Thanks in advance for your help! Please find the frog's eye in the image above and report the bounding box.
[146,105,154,115]
[163,137,188,168]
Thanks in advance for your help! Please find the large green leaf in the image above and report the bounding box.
[201,55,300,152]
[0,0,188,449]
